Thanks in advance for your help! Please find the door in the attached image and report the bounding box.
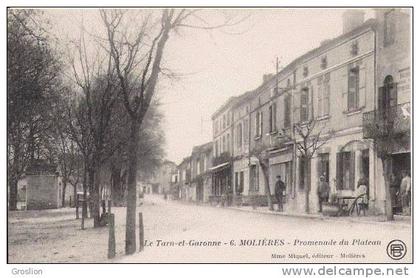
[378,75,397,117]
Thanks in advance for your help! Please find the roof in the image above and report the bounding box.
[191,141,213,155]
[26,159,57,175]
[264,18,377,88]
[211,96,239,120]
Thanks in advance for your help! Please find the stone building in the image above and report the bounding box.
[190,142,213,203]
[209,97,237,204]
[178,156,192,201]
[25,159,61,210]
[363,9,411,214]
[209,8,411,215]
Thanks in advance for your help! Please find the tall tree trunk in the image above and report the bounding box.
[260,162,273,211]
[82,166,88,219]
[304,157,311,214]
[61,179,67,207]
[9,176,18,211]
[88,169,95,218]
[111,165,123,205]
[125,120,139,255]
[92,165,102,227]
[382,156,394,221]
[73,183,77,207]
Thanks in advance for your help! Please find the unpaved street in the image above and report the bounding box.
[8,195,411,263]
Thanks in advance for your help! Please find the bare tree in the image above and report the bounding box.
[250,144,274,211]
[101,8,247,254]
[292,119,335,214]
[8,9,63,210]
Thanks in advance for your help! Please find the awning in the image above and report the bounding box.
[209,162,230,172]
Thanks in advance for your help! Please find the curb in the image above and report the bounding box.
[226,206,411,228]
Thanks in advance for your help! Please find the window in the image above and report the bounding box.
[293,70,297,86]
[336,152,355,190]
[300,88,309,122]
[235,171,244,194]
[303,66,309,78]
[236,123,243,148]
[269,103,277,133]
[244,119,249,144]
[203,156,207,171]
[318,73,330,117]
[318,153,330,183]
[222,136,226,153]
[284,95,291,128]
[321,56,328,69]
[384,10,396,46]
[226,133,230,153]
[348,66,360,111]
[250,165,259,192]
[223,115,226,129]
[287,79,291,88]
[239,171,244,194]
[196,159,201,176]
[214,141,218,157]
[255,111,263,138]
[351,40,359,56]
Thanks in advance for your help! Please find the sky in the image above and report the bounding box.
[45,8,375,164]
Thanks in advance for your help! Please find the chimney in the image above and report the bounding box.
[342,10,365,34]
[263,73,274,83]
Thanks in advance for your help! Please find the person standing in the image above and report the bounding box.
[355,175,369,216]
[400,171,411,214]
[317,175,330,213]
[274,175,286,212]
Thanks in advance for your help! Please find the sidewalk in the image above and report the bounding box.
[225,204,411,228]
[147,194,411,228]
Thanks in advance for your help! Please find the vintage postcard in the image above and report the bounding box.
[7,7,412,264]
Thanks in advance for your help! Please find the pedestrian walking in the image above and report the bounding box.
[274,175,286,212]
[317,175,330,213]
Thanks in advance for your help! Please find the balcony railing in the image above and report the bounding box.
[363,102,411,139]
[212,151,232,166]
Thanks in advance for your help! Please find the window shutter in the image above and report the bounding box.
[359,65,366,108]
[316,156,322,181]
[378,86,385,112]
[390,82,398,107]
[317,82,323,118]
[310,85,314,120]
[273,103,277,130]
[336,153,343,190]
[349,152,356,190]
[342,68,348,111]
[294,90,301,124]
[260,112,263,136]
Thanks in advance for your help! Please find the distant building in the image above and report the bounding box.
[178,156,192,200]
[147,160,177,195]
[190,142,213,203]
[25,159,61,210]
[210,97,237,205]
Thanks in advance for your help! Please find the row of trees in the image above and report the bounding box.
[7,10,165,235]
[8,8,241,254]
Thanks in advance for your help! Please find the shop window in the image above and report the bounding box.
[336,152,355,190]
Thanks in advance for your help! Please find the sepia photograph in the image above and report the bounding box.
[6,7,412,264]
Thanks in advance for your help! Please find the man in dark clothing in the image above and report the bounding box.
[275,175,286,212]
[317,175,330,213]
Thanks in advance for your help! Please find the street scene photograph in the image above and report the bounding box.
[7,7,412,263]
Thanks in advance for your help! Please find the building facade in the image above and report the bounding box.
[190,142,213,203]
[210,97,237,205]
[207,8,411,215]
